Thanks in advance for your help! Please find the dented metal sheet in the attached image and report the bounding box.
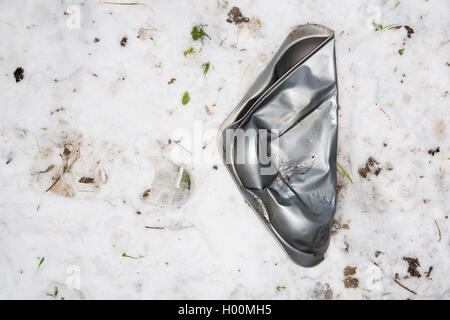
[218,24,338,267]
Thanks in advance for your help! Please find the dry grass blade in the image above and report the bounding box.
[145,226,165,230]
[393,279,417,295]
[99,1,148,6]
[98,1,154,12]
[433,219,442,242]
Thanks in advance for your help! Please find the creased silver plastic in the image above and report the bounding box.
[218,24,338,267]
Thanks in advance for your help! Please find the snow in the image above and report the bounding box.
[0,0,449,299]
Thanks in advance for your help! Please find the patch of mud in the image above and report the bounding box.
[79,177,94,183]
[344,266,356,276]
[343,266,359,288]
[343,277,359,289]
[32,131,119,198]
[43,140,82,198]
[403,257,421,278]
[331,219,349,236]
[428,147,440,156]
[27,123,192,212]
[358,157,382,178]
[14,67,24,82]
[226,7,249,24]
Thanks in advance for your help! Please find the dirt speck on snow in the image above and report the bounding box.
[343,277,359,289]
[226,7,249,24]
[428,147,440,156]
[205,105,213,115]
[425,266,433,278]
[79,177,95,184]
[404,25,415,38]
[141,189,151,199]
[14,67,24,82]
[358,157,382,178]
[343,266,359,288]
[403,257,421,278]
[344,266,356,277]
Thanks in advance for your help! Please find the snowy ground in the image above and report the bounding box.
[0,0,449,299]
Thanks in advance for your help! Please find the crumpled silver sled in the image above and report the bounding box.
[218,24,338,267]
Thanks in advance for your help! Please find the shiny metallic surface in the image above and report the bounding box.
[218,24,338,267]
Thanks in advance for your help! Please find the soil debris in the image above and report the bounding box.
[332,220,350,235]
[358,157,382,178]
[45,142,81,195]
[63,146,71,157]
[39,164,55,174]
[14,67,24,82]
[343,266,359,288]
[343,277,359,289]
[168,78,176,85]
[226,7,249,24]
[425,266,433,278]
[141,189,151,199]
[78,177,94,184]
[404,25,414,38]
[403,257,421,278]
[50,107,65,115]
[428,147,440,156]
[205,105,213,115]
[344,266,356,277]
[120,36,128,47]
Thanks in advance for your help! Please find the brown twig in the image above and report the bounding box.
[433,219,442,242]
[380,107,391,120]
[425,266,433,278]
[45,146,80,192]
[99,1,148,7]
[393,279,417,295]
[45,176,61,192]
[98,1,154,12]
[39,164,55,174]
[145,226,165,230]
